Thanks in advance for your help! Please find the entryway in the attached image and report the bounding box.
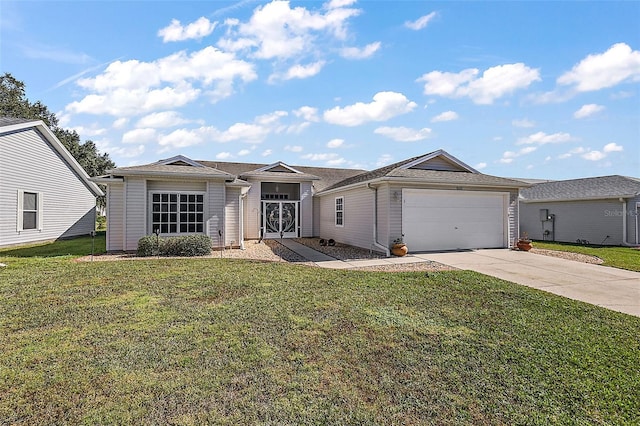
[262,201,299,238]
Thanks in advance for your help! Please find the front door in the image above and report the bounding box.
[263,201,299,239]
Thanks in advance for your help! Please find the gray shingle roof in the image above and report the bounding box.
[198,161,366,192]
[520,175,640,201]
[109,163,235,178]
[0,117,38,128]
[319,153,527,192]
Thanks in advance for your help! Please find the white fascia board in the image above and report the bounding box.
[400,149,480,174]
[520,194,638,203]
[107,170,231,179]
[91,176,124,184]
[156,155,204,167]
[254,161,303,174]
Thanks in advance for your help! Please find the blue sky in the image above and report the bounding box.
[1,0,639,179]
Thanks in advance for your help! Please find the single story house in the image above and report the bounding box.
[95,150,528,254]
[0,117,104,248]
[519,175,640,246]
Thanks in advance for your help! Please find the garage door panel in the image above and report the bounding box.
[402,189,507,252]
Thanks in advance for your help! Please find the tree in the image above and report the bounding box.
[0,73,115,211]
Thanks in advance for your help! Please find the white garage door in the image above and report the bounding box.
[402,189,508,252]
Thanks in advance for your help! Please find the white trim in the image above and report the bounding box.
[156,155,205,167]
[37,192,44,231]
[255,161,303,174]
[16,190,43,232]
[636,202,640,245]
[399,150,479,173]
[16,190,23,232]
[335,196,344,227]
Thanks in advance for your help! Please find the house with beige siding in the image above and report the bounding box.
[0,118,103,248]
[519,175,640,246]
[95,150,527,254]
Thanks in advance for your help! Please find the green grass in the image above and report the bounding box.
[0,252,638,424]
[0,232,106,258]
[533,240,640,272]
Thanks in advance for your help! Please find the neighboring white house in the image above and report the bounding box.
[95,150,528,254]
[519,175,640,246]
[0,118,104,248]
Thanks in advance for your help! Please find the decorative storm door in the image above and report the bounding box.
[263,201,298,238]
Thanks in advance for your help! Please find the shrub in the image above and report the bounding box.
[137,235,212,257]
[96,215,107,231]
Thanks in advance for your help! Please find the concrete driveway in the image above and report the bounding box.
[415,249,640,317]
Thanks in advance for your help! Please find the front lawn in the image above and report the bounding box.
[533,241,640,272]
[0,254,638,424]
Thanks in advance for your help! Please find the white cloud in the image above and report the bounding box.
[216,152,233,160]
[70,124,107,138]
[558,147,586,159]
[262,149,273,157]
[475,162,487,170]
[238,149,252,156]
[219,0,361,60]
[122,128,157,144]
[327,138,344,148]
[136,111,190,128]
[516,131,574,145]
[340,41,381,59]
[405,12,437,30]
[573,104,605,119]
[499,146,537,164]
[603,142,623,153]
[417,63,540,104]
[374,126,432,142]
[300,152,346,165]
[270,61,326,83]
[113,117,129,129]
[431,110,458,122]
[375,154,394,167]
[512,118,535,128]
[557,43,640,92]
[158,17,216,42]
[293,106,320,121]
[67,47,256,116]
[581,150,606,161]
[323,91,417,126]
[285,145,303,152]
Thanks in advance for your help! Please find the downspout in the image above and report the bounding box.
[621,199,629,246]
[367,183,391,257]
[240,192,247,250]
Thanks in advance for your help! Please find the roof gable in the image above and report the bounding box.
[156,155,204,168]
[400,150,477,173]
[254,162,303,174]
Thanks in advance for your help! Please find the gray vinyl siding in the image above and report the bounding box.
[147,180,206,192]
[519,199,625,245]
[106,183,124,251]
[318,186,374,250]
[300,182,313,237]
[124,178,147,251]
[629,195,640,245]
[312,198,320,237]
[0,127,96,247]
[225,187,241,248]
[206,181,225,245]
[243,181,261,240]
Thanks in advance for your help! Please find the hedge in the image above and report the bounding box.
[137,234,212,257]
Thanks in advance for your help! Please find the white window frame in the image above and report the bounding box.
[149,191,206,235]
[335,196,344,227]
[17,190,43,232]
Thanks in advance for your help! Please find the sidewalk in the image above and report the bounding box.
[277,239,435,269]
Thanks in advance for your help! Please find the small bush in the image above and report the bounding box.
[137,234,212,257]
[96,215,107,231]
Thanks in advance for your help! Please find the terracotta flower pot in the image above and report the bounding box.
[517,240,533,251]
[391,243,408,257]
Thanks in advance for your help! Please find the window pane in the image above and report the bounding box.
[23,212,37,229]
[196,204,203,212]
[153,193,160,202]
[189,195,195,203]
[180,224,188,233]
[23,192,37,210]
[196,195,203,203]
[161,194,168,202]
[196,224,203,233]
[170,224,177,233]
[170,194,177,203]
[180,194,187,203]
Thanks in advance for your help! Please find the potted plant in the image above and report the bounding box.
[391,236,408,257]
[516,232,533,251]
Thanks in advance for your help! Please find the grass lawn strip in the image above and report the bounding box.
[0,254,638,424]
[532,241,640,272]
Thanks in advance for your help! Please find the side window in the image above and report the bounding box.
[17,190,42,231]
[335,196,344,227]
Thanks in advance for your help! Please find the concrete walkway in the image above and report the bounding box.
[278,240,640,317]
[417,249,640,317]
